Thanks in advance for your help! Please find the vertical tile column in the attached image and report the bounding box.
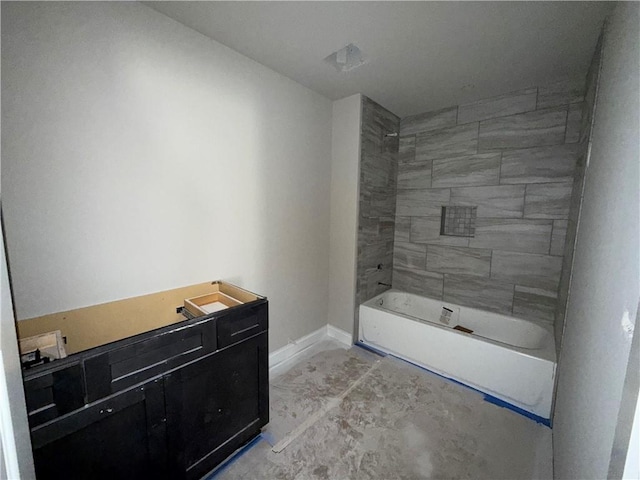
[355,97,400,309]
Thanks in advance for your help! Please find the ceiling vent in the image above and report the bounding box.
[324,44,366,72]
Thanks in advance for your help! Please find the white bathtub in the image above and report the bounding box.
[358,290,556,421]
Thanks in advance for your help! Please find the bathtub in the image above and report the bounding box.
[358,290,556,422]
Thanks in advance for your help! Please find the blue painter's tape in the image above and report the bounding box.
[206,434,265,479]
[357,341,552,428]
[483,394,552,427]
[260,431,276,447]
[354,341,388,357]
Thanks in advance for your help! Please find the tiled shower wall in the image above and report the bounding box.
[555,37,603,352]
[355,97,400,308]
[392,81,588,325]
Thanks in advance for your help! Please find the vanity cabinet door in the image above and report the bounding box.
[31,379,167,480]
[164,332,269,480]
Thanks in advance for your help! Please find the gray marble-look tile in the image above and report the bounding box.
[359,241,394,271]
[359,189,376,220]
[580,72,597,143]
[356,273,367,307]
[358,216,380,245]
[537,79,586,109]
[365,265,393,299]
[491,250,562,290]
[392,267,444,299]
[426,245,491,277]
[397,161,432,189]
[443,274,514,314]
[457,88,537,125]
[381,134,399,154]
[565,102,583,144]
[362,95,400,126]
[513,286,557,324]
[400,107,458,136]
[450,185,525,218]
[431,153,501,188]
[554,266,569,350]
[394,216,411,243]
[478,107,568,150]
[361,153,394,189]
[550,220,568,256]
[398,136,416,164]
[565,218,578,258]
[524,182,572,219]
[580,96,595,144]
[396,188,451,217]
[393,242,427,269]
[568,169,586,225]
[410,216,470,246]
[500,143,578,185]
[415,123,479,162]
[470,218,553,254]
[379,217,395,244]
[368,188,397,218]
[557,238,575,310]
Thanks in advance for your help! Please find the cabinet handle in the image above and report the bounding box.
[100,408,114,414]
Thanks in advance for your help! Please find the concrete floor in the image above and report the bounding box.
[214,339,552,479]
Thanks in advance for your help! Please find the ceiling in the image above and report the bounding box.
[145,1,613,118]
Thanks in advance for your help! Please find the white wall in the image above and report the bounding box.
[0,5,36,475]
[327,95,361,337]
[553,3,640,479]
[1,2,333,351]
[0,224,35,479]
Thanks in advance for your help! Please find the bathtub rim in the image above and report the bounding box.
[361,289,556,364]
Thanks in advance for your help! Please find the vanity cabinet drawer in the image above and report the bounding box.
[217,304,267,349]
[24,363,85,428]
[84,320,216,402]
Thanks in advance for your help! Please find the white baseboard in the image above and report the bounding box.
[268,324,353,374]
[269,325,327,372]
[326,324,353,347]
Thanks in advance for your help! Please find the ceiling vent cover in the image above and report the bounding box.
[324,44,366,72]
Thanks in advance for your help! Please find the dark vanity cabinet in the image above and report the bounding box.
[23,298,269,480]
[165,334,268,479]
[31,379,167,480]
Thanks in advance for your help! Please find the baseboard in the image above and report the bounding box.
[268,325,327,372]
[326,324,353,347]
[268,324,354,374]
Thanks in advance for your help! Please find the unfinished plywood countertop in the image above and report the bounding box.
[17,281,263,355]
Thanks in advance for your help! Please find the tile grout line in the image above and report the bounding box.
[562,105,569,144]
[489,249,493,278]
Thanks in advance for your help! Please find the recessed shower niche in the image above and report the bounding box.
[440,206,477,237]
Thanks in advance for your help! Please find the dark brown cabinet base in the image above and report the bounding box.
[33,380,167,480]
[24,299,269,480]
[165,333,268,480]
